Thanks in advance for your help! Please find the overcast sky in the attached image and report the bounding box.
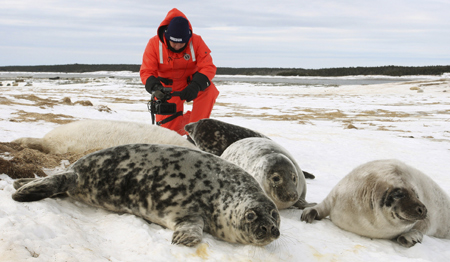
[2,0,449,68]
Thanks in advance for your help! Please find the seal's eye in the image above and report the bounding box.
[272,175,281,183]
[392,191,405,199]
[384,189,406,207]
[271,210,279,221]
[245,211,257,222]
[292,173,297,183]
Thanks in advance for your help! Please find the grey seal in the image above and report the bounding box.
[185,119,314,179]
[12,144,280,247]
[221,137,314,209]
[301,159,450,247]
[185,118,268,156]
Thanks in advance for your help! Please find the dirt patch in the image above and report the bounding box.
[0,96,13,105]
[110,97,148,104]
[356,109,411,118]
[0,142,93,179]
[13,94,60,108]
[74,100,94,106]
[214,108,348,122]
[10,110,75,124]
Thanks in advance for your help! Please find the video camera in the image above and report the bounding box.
[151,86,177,115]
[147,84,182,126]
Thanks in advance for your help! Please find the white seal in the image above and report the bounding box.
[301,159,450,247]
[13,119,197,154]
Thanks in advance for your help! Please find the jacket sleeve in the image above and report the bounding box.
[140,36,160,85]
[193,35,217,84]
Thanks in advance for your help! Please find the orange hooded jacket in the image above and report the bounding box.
[140,8,217,92]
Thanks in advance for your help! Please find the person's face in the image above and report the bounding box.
[169,41,186,51]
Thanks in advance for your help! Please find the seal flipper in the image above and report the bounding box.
[12,137,45,152]
[13,178,38,189]
[172,216,205,247]
[396,229,423,248]
[12,171,77,202]
[292,198,316,209]
[302,171,315,179]
[301,202,331,223]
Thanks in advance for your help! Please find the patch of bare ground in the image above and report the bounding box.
[0,142,94,179]
[2,95,114,122]
[355,109,411,118]
[110,97,149,104]
[10,110,75,124]
[13,94,61,108]
[0,96,12,105]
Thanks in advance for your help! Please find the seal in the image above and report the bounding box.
[13,119,197,154]
[185,119,314,179]
[221,137,314,210]
[12,144,280,247]
[185,118,268,156]
[301,159,450,247]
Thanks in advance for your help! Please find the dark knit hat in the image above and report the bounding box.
[165,16,191,43]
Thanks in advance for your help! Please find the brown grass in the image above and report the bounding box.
[0,142,92,179]
[10,110,75,124]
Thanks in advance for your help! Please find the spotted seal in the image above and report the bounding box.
[185,118,268,156]
[185,119,314,179]
[12,144,280,247]
[13,119,197,154]
[221,137,314,209]
[301,159,450,247]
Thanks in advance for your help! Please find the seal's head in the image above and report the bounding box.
[209,168,281,246]
[380,186,427,223]
[237,199,281,246]
[259,153,300,209]
[185,119,268,156]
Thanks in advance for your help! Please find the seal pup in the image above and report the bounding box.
[301,159,450,247]
[185,118,268,156]
[12,144,280,247]
[13,119,197,154]
[185,118,315,179]
[221,137,314,209]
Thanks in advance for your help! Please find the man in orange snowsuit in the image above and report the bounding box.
[140,8,219,137]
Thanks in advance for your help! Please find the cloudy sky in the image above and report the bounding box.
[2,0,449,68]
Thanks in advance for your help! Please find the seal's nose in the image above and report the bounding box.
[416,205,427,218]
[288,191,299,201]
[271,226,280,239]
[261,225,280,239]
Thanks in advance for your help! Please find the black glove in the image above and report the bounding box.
[179,82,200,102]
[191,72,210,91]
[145,76,163,94]
[179,72,211,102]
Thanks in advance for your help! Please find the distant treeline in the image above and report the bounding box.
[1,64,449,76]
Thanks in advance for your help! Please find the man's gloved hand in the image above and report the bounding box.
[179,82,200,102]
[145,76,163,94]
[179,72,210,102]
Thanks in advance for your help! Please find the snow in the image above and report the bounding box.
[1,72,450,261]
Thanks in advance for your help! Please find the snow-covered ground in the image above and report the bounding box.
[1,72,449,261]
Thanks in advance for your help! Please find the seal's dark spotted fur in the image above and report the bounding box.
[185,119,268,156]
[185,119,315,179]
[12,144,280,247]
